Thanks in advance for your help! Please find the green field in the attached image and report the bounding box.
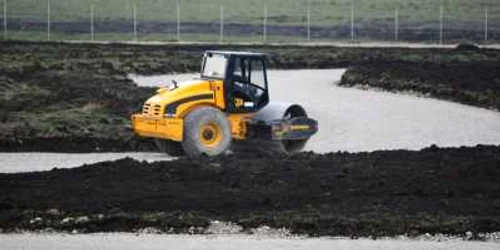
[5,0,499,25]
[3,31,318,43]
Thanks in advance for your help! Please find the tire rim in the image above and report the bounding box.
[199,122,223,148]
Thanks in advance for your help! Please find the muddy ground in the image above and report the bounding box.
[1,145,499,237]
[1,41,500,152]
[340,60,500,110]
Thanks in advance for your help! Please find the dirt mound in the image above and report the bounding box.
[0,136,155,153]
[1,145,499,237]
[455,43,481,51]
[340,60,500,110]
[0,60,157,152]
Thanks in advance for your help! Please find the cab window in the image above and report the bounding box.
[202,53,227,79]
[228,56,268,113]
[233,57,250,82]
[250,60,266,89]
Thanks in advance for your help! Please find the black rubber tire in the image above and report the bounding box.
[154,139,185,157]
[181,106,232,158]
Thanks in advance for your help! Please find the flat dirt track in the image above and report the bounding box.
[2,234,500,250]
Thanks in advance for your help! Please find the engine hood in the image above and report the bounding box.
[147,79,210,104]
[143,79,216,117]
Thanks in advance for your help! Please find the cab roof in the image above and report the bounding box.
[205,50,266,58]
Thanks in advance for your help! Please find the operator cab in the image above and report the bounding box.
[201,51,270,113]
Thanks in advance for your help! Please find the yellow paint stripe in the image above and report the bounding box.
[290,125,310,130]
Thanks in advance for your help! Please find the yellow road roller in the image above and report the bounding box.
[131,51,318,157]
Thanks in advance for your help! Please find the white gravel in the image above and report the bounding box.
[0,233,499,250]
[0,152,173,173]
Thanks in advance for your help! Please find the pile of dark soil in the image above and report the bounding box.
[340,60,500,110]
[0,136,156,153]
[0,71,156,152]
[1,145,499,237]
[0,42,162,151]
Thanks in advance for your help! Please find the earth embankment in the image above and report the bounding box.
[1,145,499,237]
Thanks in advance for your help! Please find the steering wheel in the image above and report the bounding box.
[233,80,259,105]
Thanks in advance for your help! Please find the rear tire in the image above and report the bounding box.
[154,139,185,156]
[181,107,231,158]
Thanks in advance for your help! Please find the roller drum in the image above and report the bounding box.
[232,102,311,155]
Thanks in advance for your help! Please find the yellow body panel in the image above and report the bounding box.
[131,79,253,142]
[143,79,223,118]
[132,115,184,141]
[227,113,255,140]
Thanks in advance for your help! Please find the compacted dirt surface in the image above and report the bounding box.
[1,145,500,237]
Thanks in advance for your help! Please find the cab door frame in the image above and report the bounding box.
[224,55,270,114]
